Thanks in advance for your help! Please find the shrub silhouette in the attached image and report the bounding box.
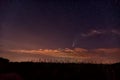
[0,57,9,63]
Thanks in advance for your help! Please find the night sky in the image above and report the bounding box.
[0,0,120,49]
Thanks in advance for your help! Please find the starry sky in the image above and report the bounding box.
[0,0,120,50]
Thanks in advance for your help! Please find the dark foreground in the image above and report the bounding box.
[0,58,120,80]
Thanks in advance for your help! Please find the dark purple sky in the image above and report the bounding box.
[0,0,120,49]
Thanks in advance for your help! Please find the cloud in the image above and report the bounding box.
[9,47,120,55]
[9,48,89,55]
[111,29,120,35]
[1,48,120,64]
[9,49,75,58]
[74,48,88,53]
[81,30,103,37]
[9,48,120,57]
[93,48,120,54]
[80,29,120,37]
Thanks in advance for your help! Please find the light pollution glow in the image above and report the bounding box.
[0,48,120,64]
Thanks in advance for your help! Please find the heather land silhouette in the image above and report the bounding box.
[0,57,120,80]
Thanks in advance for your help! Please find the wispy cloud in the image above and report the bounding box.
[111,29,120,35]
[80,29,120,37]
[81,30,104,37]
